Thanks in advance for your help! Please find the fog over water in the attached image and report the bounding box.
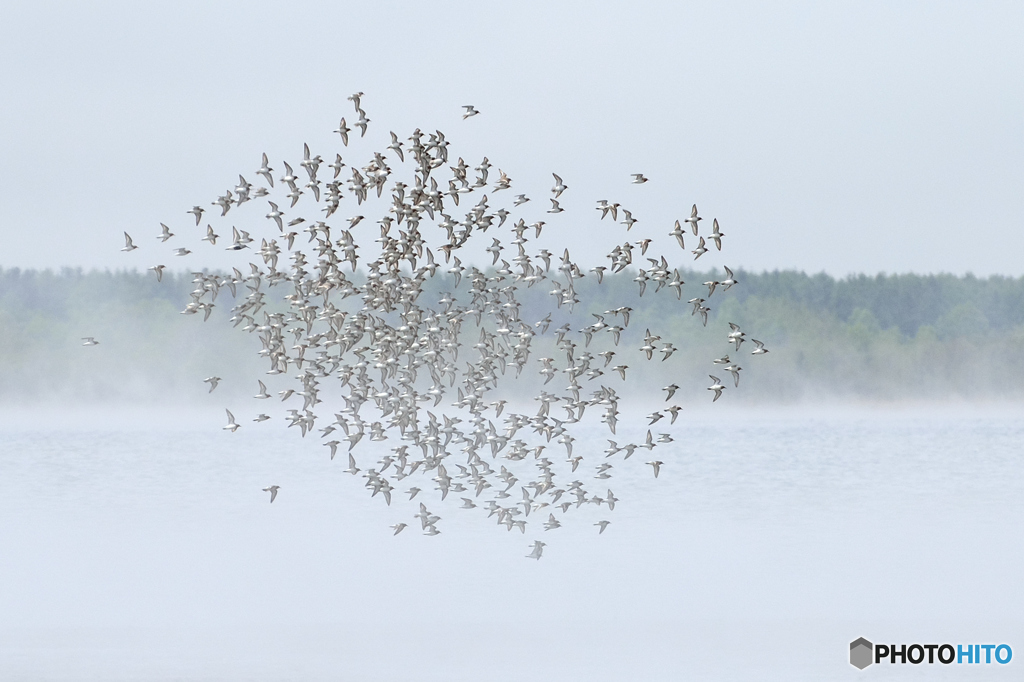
[1,406,1022,680]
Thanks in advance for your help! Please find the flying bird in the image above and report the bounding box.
[526,540,546,560]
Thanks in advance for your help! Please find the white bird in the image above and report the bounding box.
[334,118,351,145]
[462,105,480,119]
[187,206,205,225]
[595,520,611,534]
[81,337,99,346]
[691,237,707,260]
[262,485,279,503]
[148,265,165,281]
[710,219,724,250]
[157,223,174,242]
[605,490,618,510]
[224,409,240,432]
[254,380,271,399]
[647,460,663,478]
[355,115,370,137]
[201,225,219,245]
[669,220,686,249]
[751,339,769,355]
[720,265,738,290]
[707,375,726,402]
[173,247,191,256]
[621,209,637,230]
[551,173,568,198]
[631,173,648,184]
[684,203,702,234]
[204,376,221,392]
[526,540,546,560]
[391,523,407,535]
[256,153,274,186]
[121,232,138,252]
[266,202,284,231]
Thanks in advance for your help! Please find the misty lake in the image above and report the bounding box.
[1,405,1021,681]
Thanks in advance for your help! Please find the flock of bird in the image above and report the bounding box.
[117,95,769,559]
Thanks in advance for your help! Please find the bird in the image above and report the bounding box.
[387,133,404,162]
[595,520,611,534]
[684,204,702,234]
[204,376,221,393]
[391,523,407,535]
[201,225,219,245]
[266,202,284,231]
[355,115,370,137]
[262,485,279,503]
[187,206,205,225]
[334,118,351,145]
[647,461,663,478]
[707,375,726,402]
[224,409,240,432]
[710,219,724,250]
[720,265,738,290]
[81,337,99,346]
[728,322,746,350]
[692,237,707,260]
[462,105,480,119]
[121,232,138,252]
[631,173,648,184]
[669,220,686,249]
[526,540,546,560]
[256,153,274,186]
[551,173,568,198]
[254,380,271,399]
[751,339,769,354]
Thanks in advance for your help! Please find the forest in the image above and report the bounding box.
[1,266,1022,404]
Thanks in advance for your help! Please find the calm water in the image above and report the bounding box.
[1,405,1022,681]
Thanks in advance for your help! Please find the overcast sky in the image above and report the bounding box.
[1,1,1022,276]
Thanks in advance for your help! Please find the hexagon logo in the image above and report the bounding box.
[850,638,873,669]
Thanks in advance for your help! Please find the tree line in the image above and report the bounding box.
[1,266,1022,403]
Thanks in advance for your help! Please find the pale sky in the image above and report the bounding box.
[1,1,1022,276]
